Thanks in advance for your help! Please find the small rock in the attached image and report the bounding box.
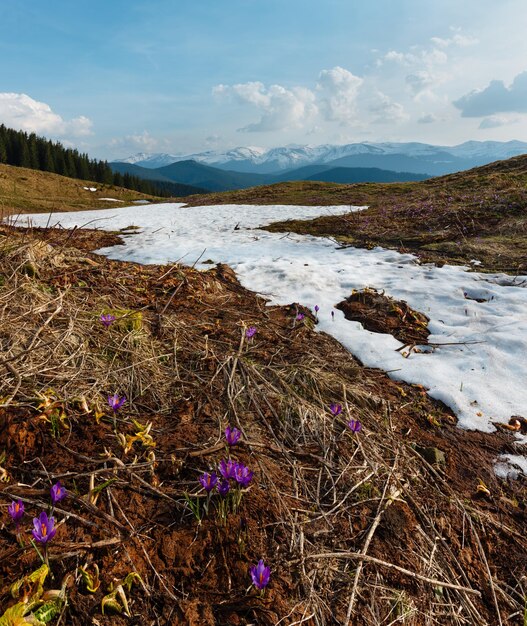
[414,444,446,466]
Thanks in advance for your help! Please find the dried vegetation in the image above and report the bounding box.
[0,225,526,625]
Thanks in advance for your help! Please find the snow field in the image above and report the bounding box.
[13,203,527,459]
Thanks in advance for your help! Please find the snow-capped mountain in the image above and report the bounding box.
[119,152,182,168]
[447,140,527,159]
[114,140,527,175]
[117,147,267,169]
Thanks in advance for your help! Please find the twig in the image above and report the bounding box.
[303,552,482,596]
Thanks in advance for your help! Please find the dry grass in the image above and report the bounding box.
[185,156,527,274]
[1,226,526,624]
[0,163,161,216]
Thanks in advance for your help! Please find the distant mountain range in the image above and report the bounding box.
[110,159,428,193]
[111,140,527,194]
[115,140,527,175]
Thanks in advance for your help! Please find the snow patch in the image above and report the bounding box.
[12,202,527,438]
[495,454,527,479]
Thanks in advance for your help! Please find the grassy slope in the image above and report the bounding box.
[1,224,526,625]
[185,155,527,273]
[0,163,164,216]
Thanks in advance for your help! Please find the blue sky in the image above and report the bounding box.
[1,0,526,159]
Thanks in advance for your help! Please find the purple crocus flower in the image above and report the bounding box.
[8,499,24,524]
[314,305,319,313]
[246,326,257,339]
[225,425,241,446]
[347,419,362,433]
[250,559,271,590]
[199,472,218,492]
[330,403,342,416]
[108,393,126,412]
[217,480,230,497]
[234,463,254,487]
[331,311,335,321]
[32,511,56,544]
[100,313,116,328]
[296,313,305,321]
[50,481,67,505]
[218,459,238,480]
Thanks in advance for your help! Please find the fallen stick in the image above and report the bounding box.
[303,551,482,597]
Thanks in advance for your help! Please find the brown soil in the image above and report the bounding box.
[0,225,526,625]
[336,288,430,346]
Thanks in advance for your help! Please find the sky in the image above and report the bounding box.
[1,0,527,160]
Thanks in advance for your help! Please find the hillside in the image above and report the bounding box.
[113,159,429,193]
[304,166,428,183]
[155,160,269,191]
[0,163,166,216]
[184,154,527,274]
[1,223,526,625]
[110,162,207,195]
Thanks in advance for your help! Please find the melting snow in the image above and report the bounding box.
[12,202,527,442]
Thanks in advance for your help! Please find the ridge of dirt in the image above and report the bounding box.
[336,288,430,346]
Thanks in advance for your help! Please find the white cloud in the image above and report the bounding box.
[379,47,447,67]
[368,92,407,124]
[380,50,416,66]
[214,81,317,132]
[214,67,365,132]
[406,71,436,95]
[205,134,222,145]
[431,34,478,48]
[109,130,160,153]
[316,66,363,124]
[478,114,521,129]
[422,49,448,65]
[0,93,92,136]
[418,113,438,124]
[378,43,450,104]
[454,71,527,117]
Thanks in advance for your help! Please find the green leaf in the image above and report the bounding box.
[79,563,101,593]
[32,599,62,624]
[101,591,123,615]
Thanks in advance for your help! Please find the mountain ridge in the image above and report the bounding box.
[111,159,431,191]
[114,140,527,175]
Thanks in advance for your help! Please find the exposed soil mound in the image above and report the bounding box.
[336,288,430,345]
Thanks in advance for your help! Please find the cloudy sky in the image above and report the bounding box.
[1,0,526,159]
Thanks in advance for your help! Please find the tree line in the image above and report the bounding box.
[0,124,173,197]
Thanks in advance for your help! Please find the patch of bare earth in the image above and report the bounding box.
[336,288,430,346]
[0,225,526,625]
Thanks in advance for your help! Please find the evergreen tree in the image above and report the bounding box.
[64,150,77,178]
[28,134,40,169]
[40,142,55,172]
[19,140,31,168]
[54,150,66,175]
[77,154,90,180]
[0,135,7,164]
[0,123,172,196]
